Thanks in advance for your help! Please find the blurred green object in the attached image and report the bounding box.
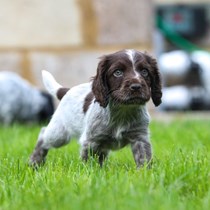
[156,15,204,52]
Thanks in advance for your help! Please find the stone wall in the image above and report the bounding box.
[0,0,154,88]
[0,0,82,48]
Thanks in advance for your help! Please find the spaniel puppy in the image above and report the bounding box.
[0,71,54,124]
[29,49,162,168]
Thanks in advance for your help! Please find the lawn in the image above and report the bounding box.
[0,118,210,210]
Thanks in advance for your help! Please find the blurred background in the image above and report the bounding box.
[0,0,210,115]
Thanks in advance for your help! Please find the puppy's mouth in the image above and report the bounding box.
[109,89,150,105]
[124,96,149,105]
[111,95,150,105]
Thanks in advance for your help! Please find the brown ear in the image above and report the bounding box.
[147,55,162,106]
[92,56,109,107]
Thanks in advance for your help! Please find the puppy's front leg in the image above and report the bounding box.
[131,140,152,168]
[80,141,108,167]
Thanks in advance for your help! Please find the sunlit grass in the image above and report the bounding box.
[0,119,210,210]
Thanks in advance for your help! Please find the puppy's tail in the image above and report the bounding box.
[42,70,69,100]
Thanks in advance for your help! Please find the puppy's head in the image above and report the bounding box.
[92,49,162,107]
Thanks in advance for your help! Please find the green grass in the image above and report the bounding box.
[0,119,210,210]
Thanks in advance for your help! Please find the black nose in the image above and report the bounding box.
[129,83,141,91]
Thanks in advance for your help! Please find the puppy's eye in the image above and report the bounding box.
[113,69,123,77]
[140,69,149,77]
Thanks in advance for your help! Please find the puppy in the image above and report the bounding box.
[29,49,162,168]
[0,71,54,124]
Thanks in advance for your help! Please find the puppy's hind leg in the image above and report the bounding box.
[29,121,71,168]
[29,127,48,167]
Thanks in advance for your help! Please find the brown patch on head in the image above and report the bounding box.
[92,56,109,108]
[57,88,70,100]
[144,53,162,106]
[92,50,133,107]
[83,92,94,113]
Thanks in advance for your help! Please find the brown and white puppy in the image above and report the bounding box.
[29,49,162,168]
